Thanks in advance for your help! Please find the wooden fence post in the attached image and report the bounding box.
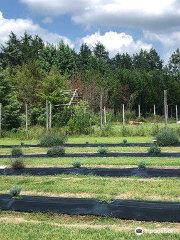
[104,106,107,125]
[25,104,28,132]
[176,105,178,122]
[0,103,2,133]
[123,104,125,128]
[100,90,103,134]
[164,90,168,131]
[154,104,156,116]
[46,100,49,132]
[49,103,52,129]
[138,105,141,118]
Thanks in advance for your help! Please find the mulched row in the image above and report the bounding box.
[1,152,180,158]
[0,143,159,148]
[1,143,180,148]
[1,167,180,178]
[0,194,180,222]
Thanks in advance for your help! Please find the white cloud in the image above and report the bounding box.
[144,30,180,63]
[43,17,53,24]
[0,11,74,47]
[80,31,152,56]
[21,0,180,31]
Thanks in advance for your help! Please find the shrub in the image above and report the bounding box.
[148,145,161,154]
[47,146,65,156]
[98,147,108,154]
[11,159,25,169]
[67,100,95,135]
[123,139,127,146]
[40,133,66,147]
[138,161,146,169]
[156,130,179,146]
[11,148,23,157]
[73,161,81,168]
[10,186,21,198]
[101,122,114,137]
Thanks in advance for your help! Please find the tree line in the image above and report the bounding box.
[0,32,180,130]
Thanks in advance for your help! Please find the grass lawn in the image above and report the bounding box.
[0,211,179,240]
[0,136,153,146]
[0,175,180,202]
[0,134,180,239]
[1,157,180,168]
[1,146,180,155]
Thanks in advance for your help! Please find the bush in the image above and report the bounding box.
[98,147,108,154]
[156,130,179,146]
[101,122,114,137]
[40,133,66,147]
[29,107,46,126]
[138,161,146,169]
[11,148,23,157]
[123,139,127,145]
[67,100,95,135]
[10,186,21,198]
[11,159,25,169]
[47,146,65,156]
[73,161,81,168]
[148,145,161,154]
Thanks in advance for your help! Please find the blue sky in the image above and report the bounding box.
[0,0,180,62]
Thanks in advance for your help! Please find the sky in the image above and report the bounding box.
[0,0,180,62]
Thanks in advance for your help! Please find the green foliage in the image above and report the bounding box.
[2,32,180,136]
[11,159,25,169]
[10,186,21,198]
[98,147,108,154]
[47,146,65,156]
[0,68,22,130]
[138,161,146,169]
[54,108,71,127]
[1,32,44,68]
[156,130,179,146]
[101,122,114,137]
[67,100,95,135]
[39,133,66,147]
[148,145,161,154]
[11,148,24,157]
[2,96,22,131]
[73,161,81,168]
[78,43,92,67]
[38,68,69,105]
[29,107,46,126]
[11,62,44,107]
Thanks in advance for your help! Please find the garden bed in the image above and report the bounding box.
[2,152,180,158]
[0,143,156,148]
[1,167,180,178]
[1,143,180,148]
[0,194,180,222]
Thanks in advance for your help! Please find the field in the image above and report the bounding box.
[0,124,180,239]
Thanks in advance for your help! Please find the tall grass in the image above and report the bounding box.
[1,122,180,139]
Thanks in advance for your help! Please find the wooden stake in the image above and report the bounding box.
[25,104,28,132]
[100,90,103,134]
[176,105,178,122]
[138,105,141,118]
[104,106,107,125]
[154,104,156,116]
[123,104,125,128]
[0,103,2,132]
[164,90,168,131]
[49,103,52,129]
[46,100,49,132]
